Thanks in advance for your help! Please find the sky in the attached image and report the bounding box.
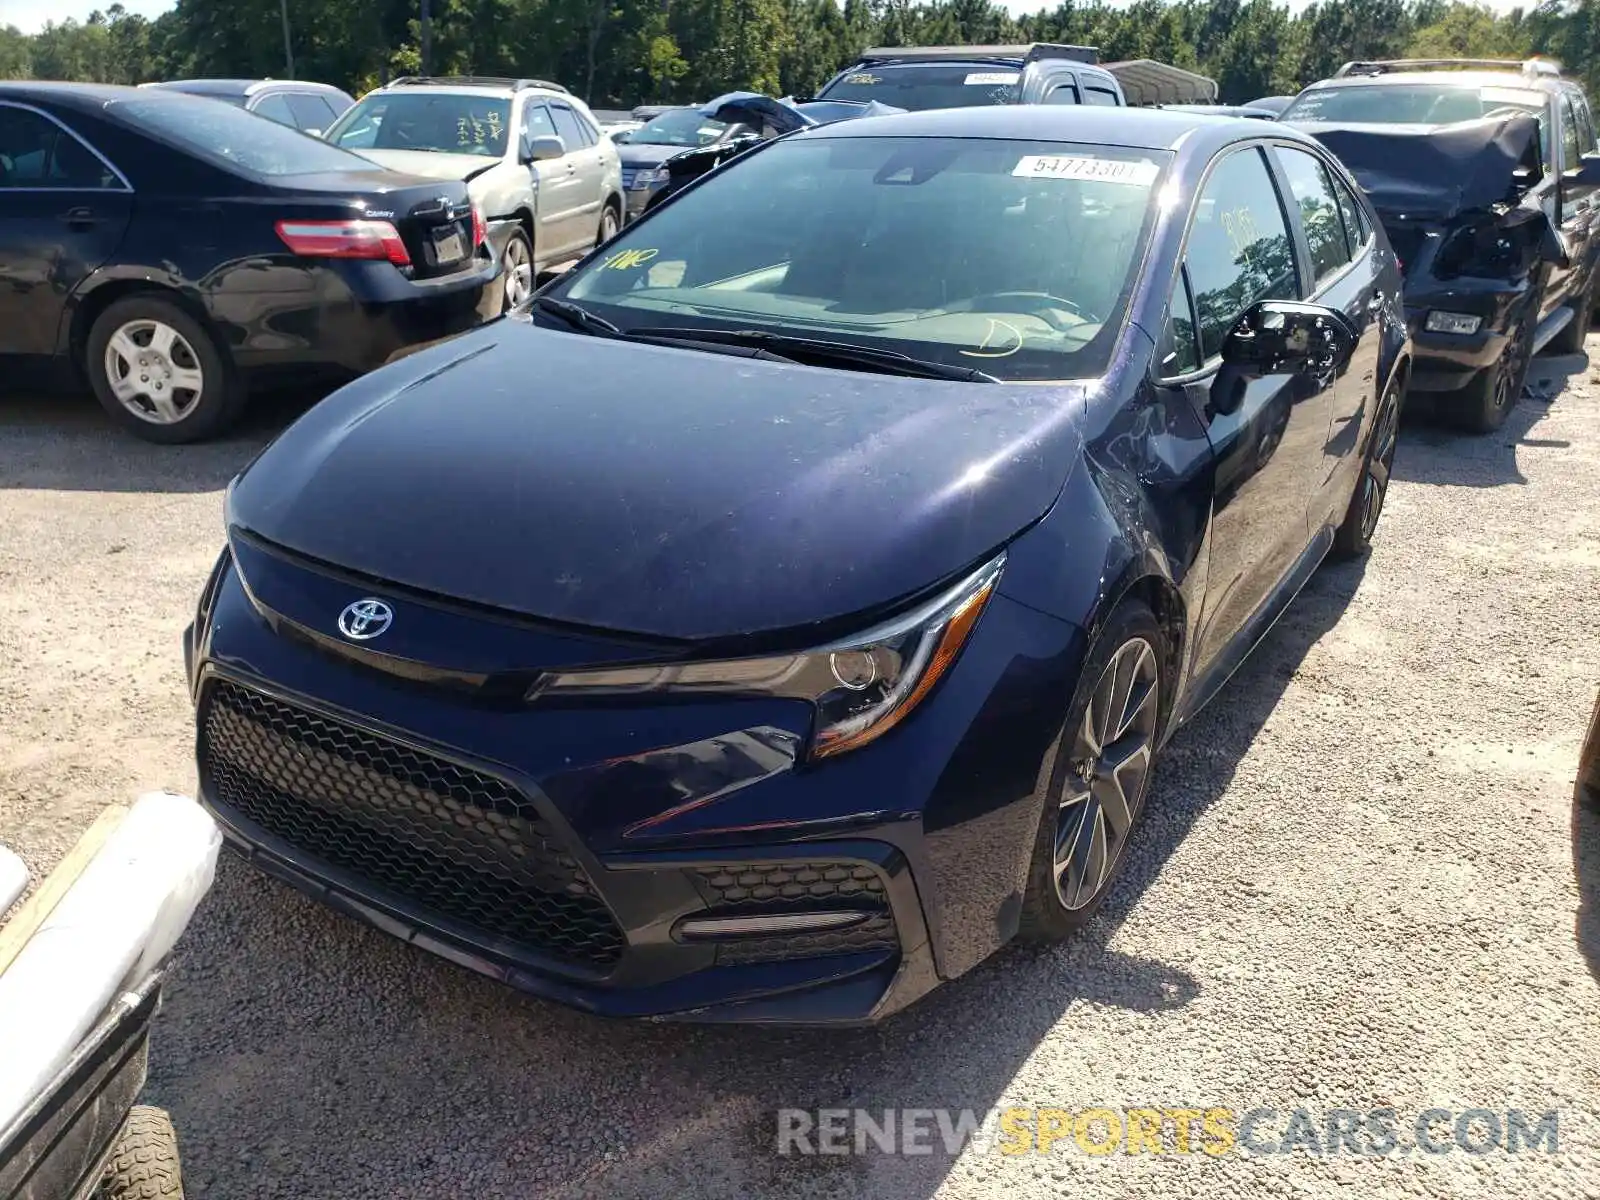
[0,0,1536,35]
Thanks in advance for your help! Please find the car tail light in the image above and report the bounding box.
[275,219,411,266]
[471,204,486,250]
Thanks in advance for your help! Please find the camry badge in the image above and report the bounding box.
[337,598,393,641]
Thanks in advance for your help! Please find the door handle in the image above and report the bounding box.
[59,206,98,228]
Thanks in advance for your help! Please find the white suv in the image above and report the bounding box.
[322,76,624,308]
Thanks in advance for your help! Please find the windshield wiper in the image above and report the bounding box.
[531,296,622,337]
[627,327,999,382]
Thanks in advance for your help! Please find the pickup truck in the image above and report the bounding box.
[812,43,1218,110]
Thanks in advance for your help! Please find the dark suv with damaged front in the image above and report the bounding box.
[1285,58,1600,431]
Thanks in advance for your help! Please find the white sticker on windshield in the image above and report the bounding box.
[965,72,1020,85]
[1012,155,1160,185]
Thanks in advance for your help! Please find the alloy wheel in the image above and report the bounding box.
[600,206,619,244]
[1360,382,1402,541]
[503,236,533,311]
[103,319,204,425]
[1494,318,1529,413]
[1053,637,1160,911]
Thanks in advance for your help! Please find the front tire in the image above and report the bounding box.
[1452,304,1532,434]
[97,1105,184,1199]
[86,295,243,444]
[1018,598,1164,941]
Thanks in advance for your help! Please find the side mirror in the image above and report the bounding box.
[610,130,632,144]
[1219,299,1358,390]
[521,134,566,164]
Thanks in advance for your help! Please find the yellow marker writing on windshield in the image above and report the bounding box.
[604,248,660,271]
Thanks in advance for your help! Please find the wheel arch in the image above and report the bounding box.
[1104,570,1187,734]
[67,278,218,378]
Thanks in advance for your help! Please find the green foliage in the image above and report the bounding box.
[1,0,1590,106]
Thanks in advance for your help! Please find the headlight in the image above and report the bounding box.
[635,167,669,188]
[527,553,1005,760]
[1424,310,1483,336]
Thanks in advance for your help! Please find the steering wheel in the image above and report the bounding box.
[964,291,1102,330]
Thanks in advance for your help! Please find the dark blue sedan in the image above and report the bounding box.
[186,106,1411,1024]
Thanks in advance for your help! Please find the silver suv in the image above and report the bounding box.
[322,75,624,308]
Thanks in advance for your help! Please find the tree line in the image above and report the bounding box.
[2,0,1597,109]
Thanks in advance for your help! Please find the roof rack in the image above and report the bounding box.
[1333,58,1561,80]
[387,75,572,94]
[855,43,1100,66]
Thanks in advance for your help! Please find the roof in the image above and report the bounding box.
[1300,70,1553,95]
[0,81,147,109]
[802,103,1303,151]
[855,43,1100,66]
[143,78,350,97]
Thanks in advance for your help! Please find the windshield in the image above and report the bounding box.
[106,97,382,177]
[818,64,1021,111]
[553,135,1165,382]
[324,92,511,158]
[629,109,730,147]
[1282,83,1544,127]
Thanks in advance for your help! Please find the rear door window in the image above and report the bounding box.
[1274,145,1354,289]
[1332,176,1369,258]
[549,104,591,149]
[1085,86,1120,107]
[1043,82,1080,105]
[1183,145,1300,360]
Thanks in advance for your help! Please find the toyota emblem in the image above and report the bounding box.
[337,598,393,641]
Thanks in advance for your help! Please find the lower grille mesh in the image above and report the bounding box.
[691,862,899,965]
[199,680,625,968]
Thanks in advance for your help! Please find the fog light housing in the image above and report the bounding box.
[1425,310,1483,336]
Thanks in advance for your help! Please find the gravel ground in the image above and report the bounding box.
[3,361,1599,1200]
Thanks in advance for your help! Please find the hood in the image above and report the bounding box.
[227,322,1089,642]
[1298,114,1542,221]
[349,148,500,184]
[617,141,687,169]
[698,91,905,134]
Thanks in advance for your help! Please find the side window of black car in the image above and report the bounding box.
[1183,146,1299,362]
[0,105,119,190]
[1274,145,1353,289]
[1163,267,1201,376]
[1332,176,1368,259]
[1560,93,1583,174]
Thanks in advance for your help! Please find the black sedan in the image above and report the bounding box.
[0,83,501,443]
[186,106,1410,1024]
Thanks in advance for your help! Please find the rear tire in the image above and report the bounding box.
[501,228,534,312]
[1451,305,1531,434]
[1018,598,1164,941]
[597,201,620,247]
[97,1105,184,1199]
[1332,371,1404,560]
[85,295,243,445]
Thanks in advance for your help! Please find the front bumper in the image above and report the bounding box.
[183,538,1085,1024]
[1403,287,1526,394]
